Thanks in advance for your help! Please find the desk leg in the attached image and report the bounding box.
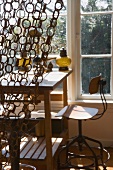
[44,90,53,170]
[9,132,20,170]
[63,77,69,137]
[63,78,68,106]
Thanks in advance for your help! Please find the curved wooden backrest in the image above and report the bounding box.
[89,75,101,94]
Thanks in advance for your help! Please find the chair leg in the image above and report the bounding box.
[57,135,110,170]
[84,136,108,170]
[57,120,108,170]
[57,135,99,170]
[81,137,99,170]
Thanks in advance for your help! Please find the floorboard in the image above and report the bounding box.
[56,146,113,170]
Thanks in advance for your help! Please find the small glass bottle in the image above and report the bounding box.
[56,47,71,71]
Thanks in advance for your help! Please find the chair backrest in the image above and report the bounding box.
[89,75,107,120]
[89,75,101,94]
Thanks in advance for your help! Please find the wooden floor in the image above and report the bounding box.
[103,147,113,170]
[56,146,113,170]
[3,146,113,170]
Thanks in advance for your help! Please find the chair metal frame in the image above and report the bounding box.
[57,75,109,170]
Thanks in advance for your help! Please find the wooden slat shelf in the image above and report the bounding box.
[20,136,63,160]
[20,136,65,169]
[2,136,63,167]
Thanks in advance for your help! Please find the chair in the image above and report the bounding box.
[56,75,109,170]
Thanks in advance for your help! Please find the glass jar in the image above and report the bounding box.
[56,47,71,71]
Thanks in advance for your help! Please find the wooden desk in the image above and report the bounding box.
[38,69,72,170]
[0,69,72,170]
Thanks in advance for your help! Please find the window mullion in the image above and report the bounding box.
[111,13,113,98]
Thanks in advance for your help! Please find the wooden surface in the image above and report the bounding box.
[20,136,63,160]
[2,136,63,160]
[39,69,72,91]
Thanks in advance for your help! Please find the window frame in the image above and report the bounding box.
[67,0,113,102]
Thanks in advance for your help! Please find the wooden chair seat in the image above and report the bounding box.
[56,105,98,120]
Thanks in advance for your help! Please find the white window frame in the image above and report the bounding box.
[67,0,113,102]
[67,0,80,102]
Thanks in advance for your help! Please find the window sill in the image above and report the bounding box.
[68,100,113,109]
[71,99,113,104]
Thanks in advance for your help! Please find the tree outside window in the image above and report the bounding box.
[81,0,112,94]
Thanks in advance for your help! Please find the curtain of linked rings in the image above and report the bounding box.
[0,0,64,169]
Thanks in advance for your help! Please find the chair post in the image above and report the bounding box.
[78,120,82,136]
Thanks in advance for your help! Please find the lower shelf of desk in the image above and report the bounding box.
[2,135,64,168]
[20,136,63,160]
[20,136,63,169]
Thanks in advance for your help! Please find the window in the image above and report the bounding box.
[81,0,111,96]
[67,0,113,101]
[48,0,67,68]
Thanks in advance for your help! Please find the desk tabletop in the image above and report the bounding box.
[0,69,72,91]
[39,69,72,90]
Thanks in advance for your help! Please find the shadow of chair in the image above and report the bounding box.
[56,75,109,170]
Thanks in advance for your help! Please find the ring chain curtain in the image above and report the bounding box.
[0,0,64,169]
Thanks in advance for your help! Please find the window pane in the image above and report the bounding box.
[82,57,111,94]
[60,0,67,14]
[41,0,67,15]
[81,0,112,12]
[81,14,111,55]
[51,16,67,54]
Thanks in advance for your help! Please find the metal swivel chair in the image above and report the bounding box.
[56,75,109,170]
